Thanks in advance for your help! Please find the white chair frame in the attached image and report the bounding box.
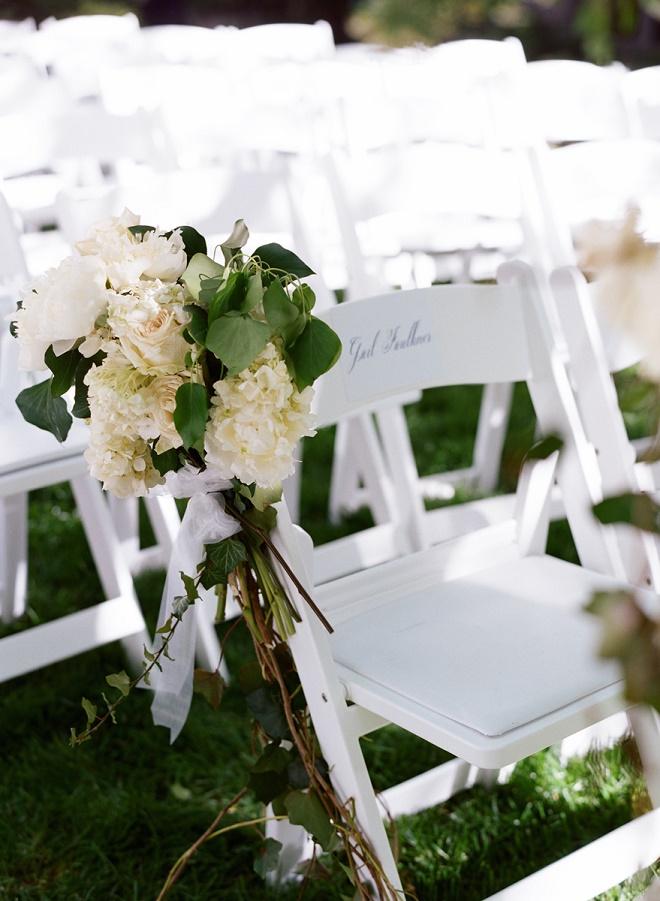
[263,272,660,898]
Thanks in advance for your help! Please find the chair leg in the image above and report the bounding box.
[108,495,141,560]
[70,476,149,674]
[328,418,362,525]
[473,382,514,494]
[0,493,28,624]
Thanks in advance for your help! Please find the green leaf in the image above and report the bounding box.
[287,755,310,790]
[207,271,249,323]
[263,281,303,345]
[239,660,266,695]
[176,225,207,261]
[200,537,247,590]
[524,433,564,462]
[16,379,72,442]
[253,243,314,278]
[152,447,181,477]
[246,686,289,740]
[205,315,271,375]
[243,272,263,312]
[183,305,208,346]
[181,253,223,302]
[156,617,173,635]
[284,790,336,851]
[288,317,342,390]
[292,284,316,314]
[220,219,250,265]
[45,345,83,397]
[105,670,131,697]
[593,493,660,533]
[128,224,156,238]
[249,745,291,804]
[193,668,226,710]
[253,838,282,880]
[81,697,97,727]
[173,382,208,450]
[72,352,104,419]
[181,571,199,603]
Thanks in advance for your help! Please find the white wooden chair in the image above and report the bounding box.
[264,271,660,896]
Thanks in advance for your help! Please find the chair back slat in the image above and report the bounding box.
[315,284,533,427]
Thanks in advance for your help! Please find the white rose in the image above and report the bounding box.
[15,255,110,371]
[76,208,187,290]
[148,374,185,453]
[205,342,316,488]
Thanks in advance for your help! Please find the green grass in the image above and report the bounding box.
[0,382,656,899]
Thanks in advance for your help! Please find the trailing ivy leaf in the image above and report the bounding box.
[16,378,72,442]
[152,447,181,477]
[181,253,223,302]
[172,595,189,619]
[72,352,104,419]
[45,345,83,397]
[252,243,314,278]
[128,224,156,239]
[176,225,207,261]
[105,670,131,697]
[249,745,291,803]
[207,271,248,323]
[245,505,278,533]
[288,317,342,390]
[246,686,289,740]
[292,283,316,314]
[284,790,336,851]
[263,281,303,344]
[239,660,266,695]
[524,433,564,462]
[287,755,310,790]
[173,382,208,450]
[156,617,173,635]
[200,537,247,590]
[593,492,660,534]
[183,305,208,346]
[253,838,282,880]
[193,668,225,710]
[205,314,271,375]
[181,572,199,603]
[81,697,97,727]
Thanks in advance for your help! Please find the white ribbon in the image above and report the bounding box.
[150,469,240,742]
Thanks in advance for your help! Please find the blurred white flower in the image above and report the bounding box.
[15,255,110,370]
[85,429,163,498]
[77,208,187,290]
[108,281,190,376]
[205,342,315,488]
[578,209,660,380]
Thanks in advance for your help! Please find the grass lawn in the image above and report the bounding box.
[0,378,656,900]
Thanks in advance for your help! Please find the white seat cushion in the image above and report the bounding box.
[332,555,623,738]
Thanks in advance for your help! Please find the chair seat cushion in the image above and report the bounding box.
[332,555,623,738]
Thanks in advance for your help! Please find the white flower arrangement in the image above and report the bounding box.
[12,211,340,498]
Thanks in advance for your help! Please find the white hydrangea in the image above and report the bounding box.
[578,210,660,379]
[83,349,187,495]
[15,255,110,370]
[107,281,190,376]
[76,208,187,290]
[205,342,315,488]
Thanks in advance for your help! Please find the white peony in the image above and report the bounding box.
[108,281,190,376]
[205,342,316,488]
[15,255,110,370]
[578,210,660,379]
[76,208,187,290]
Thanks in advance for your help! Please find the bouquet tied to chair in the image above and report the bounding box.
[11,211,401,899]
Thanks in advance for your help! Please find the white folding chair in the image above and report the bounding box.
[140,24,234,65]
[523,59,631,144]
[265,270,660,897]
[236,21,335,64]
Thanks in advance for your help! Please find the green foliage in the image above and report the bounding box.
[253,838,282,879]
[199,537,248,590]
[287,317,342,391]
[45,345,83,397]
[105,670,131,697]
[593,492,660,533]
[252,243,315,278]
[284,790,336,852]
[151,447,181,477]
[181,252,224,302]
[16,378,72,442]
[177,225,207,262]
[173,382,208,450]
[205,314,271,375]
[193,669,226,711]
